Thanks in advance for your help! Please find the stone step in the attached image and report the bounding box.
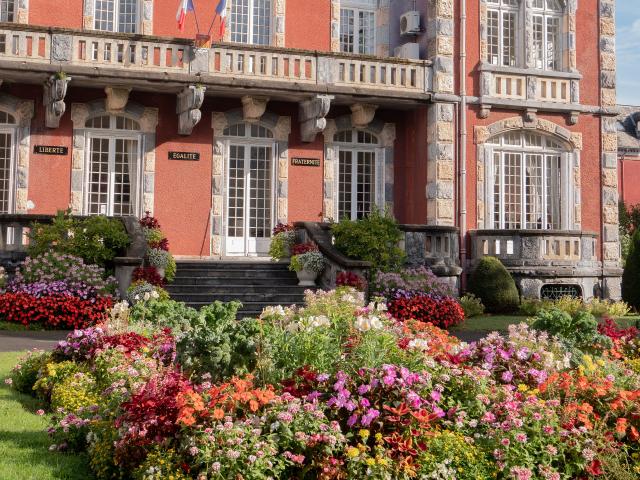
[169,276,300,286]
[166,284,308,295]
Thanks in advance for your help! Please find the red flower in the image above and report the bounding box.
[132,266,165,286]
[292,242,319,255]
[336,271,367,291]
[387,293,464,329]
[586,460,603,476]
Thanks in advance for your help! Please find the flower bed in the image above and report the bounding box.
[6,289,640,479]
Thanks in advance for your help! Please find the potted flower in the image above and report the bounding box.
[146,248,171,278]
[289,242,325,286]
[269,223,296,261]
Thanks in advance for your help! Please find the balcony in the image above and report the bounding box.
[0,23,430,104]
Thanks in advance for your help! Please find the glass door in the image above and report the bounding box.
[0,130,14,214]
[226,143,274,256]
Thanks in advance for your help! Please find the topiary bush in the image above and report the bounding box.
[468,256,520,313]
[331,208,405,272]
[623,230,640,311]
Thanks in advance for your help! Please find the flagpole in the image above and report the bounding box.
[192,1,201,34]
[207,12,219,38]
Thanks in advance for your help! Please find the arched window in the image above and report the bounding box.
[333,129,380,221]
[486,0,519,67]
[0,110,16,213]
[230,0,272,46]
[532,0,563,70]
[0,0,15,22]
[221,122,275,256]
[85,115,142,216]
[94,0,139,33]
[487,131,568,230]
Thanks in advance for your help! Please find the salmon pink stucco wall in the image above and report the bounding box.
[286,0,331,51]
[619,158,640,207]
[29,0,83,30]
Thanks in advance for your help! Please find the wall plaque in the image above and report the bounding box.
[169,151,200,161]
[291,157,321,167]
[34,145,68,155]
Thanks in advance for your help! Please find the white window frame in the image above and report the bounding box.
[0,115,16,214]
[333,129,384,221]
[486,131,570,231]
[340,4,376,55]
[93,0,140,34]
[0,0,16,22]
[531,0,563,71]
[83,115,143,217]
[230,0,273,46]
[486,0,521,67]
[220,123,277,256]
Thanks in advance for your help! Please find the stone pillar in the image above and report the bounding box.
[274,0,286,47]
[330,1,341,52]
[599,0,621,299]
[425,0,455,227]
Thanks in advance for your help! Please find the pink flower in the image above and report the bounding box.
[4,378,12,385]
[501,438,510,447]
[36,409,45,416]
[515,433,528,443]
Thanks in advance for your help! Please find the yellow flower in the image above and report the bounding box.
[366,458,376,466]
[518,384,528,392]
[346,447,360,458]
[359,429,370,440]
[375,433,383,444]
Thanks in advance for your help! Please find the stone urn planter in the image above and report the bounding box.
[296,267,319,286]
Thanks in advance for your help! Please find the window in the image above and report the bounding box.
[0,111,16,214]
[334,129,379,220]
[0,0,15,22]
[489,131,566,230]
[94,0,139,34]
[532,0,563,70]
[85,115,142,216]
[230,0,272,46]
[487,0,519,67]
[340,5,375,55]
[540,284,581,300]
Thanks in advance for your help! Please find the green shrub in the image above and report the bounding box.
[623,230,640,311]
[28,210,130,268]
[459,293,485,318]
[269,231,295,261]
[9,350,50,394]
[531,308,611,357]
[331,208,405,272]
[290,252,325,273]
[467,257,519,313]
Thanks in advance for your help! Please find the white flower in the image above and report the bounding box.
[355,315,383,332]
[408,339,430,350]
[260,305,286,319]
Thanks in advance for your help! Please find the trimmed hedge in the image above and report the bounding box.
[623,230,640,310]
[468,256,520,313]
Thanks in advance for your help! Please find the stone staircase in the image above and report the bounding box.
[165,261,310,318]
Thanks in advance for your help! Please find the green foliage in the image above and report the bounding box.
[9,350,50,395]
[331,208,405,272]
[289,251,325,273]
[165,254,176,282]
[33,361,82,401]
[130,298,199,330]
[177,302,259,380]
[468,257,520,313]
[269,231,295,260]
[143,228,164,245]
[28,211,130,268]
[460,293,485,318]
[146,248,170,269]
[623,230,640,311]
[531,308,612,357]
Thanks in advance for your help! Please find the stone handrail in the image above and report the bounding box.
[400,224,462,278]
[0,23,429,96]
[0,213,145,296]
[470,229,598,266]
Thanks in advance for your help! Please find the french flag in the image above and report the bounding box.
[176,0,195,31]
[216,0,228,37]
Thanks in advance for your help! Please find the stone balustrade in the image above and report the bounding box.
[470,229,598,267]
[0,24,429,97]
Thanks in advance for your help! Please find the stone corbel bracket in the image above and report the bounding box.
[242,95,269,123]
[350,103,378,129]
[44,75,71,128]
[105,86,132,113]
[177,85,206,135]
[299,95,333,143]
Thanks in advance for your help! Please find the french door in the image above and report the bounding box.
[86,135,140,216]
[0,129,14,214]
[337,148,376,220]
[226,143,274,256]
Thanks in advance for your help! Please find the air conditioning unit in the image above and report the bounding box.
[400,11,421,36]
[394,42,420,60]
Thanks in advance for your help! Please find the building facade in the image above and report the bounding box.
[0,0,622,299]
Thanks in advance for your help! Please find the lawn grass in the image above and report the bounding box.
[0,351,93,480]
[0,321,45,332]
[453,314,640,333]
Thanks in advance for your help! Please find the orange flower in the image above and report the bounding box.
[616,417,628,437]
[212,408,225,420]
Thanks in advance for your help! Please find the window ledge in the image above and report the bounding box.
[479,62,582,81]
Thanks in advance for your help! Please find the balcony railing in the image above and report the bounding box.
[0,24,428,96]
[470,230,598,266]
